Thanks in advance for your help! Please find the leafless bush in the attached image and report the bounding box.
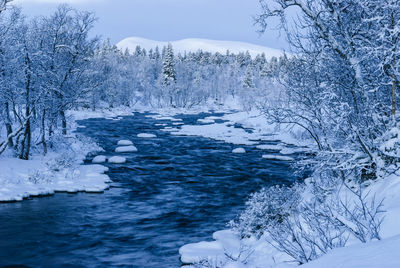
[235,178,385,265]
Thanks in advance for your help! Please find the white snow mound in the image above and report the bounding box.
[256,144,283,151]
[117,140,133,146]
[302,234,400,268]
[115,146,138,153]
[262,154,294,161]
[108,156,126,164]
[92,155,106,164]
[232,148,246,154]
[137,133,157,138]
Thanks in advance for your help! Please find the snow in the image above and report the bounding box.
[232,148,246,154]
[157,109,312,149]
[301,234,400,268]
[179,230,240,265]
[0,157,110,202]
[137,133,157,138]
[280,147,309,155]
[108,156,127,164]
[117,140,133,146]
[262,154,294,161]
[180,240,225,265]
[256,144,283,151]
[178,156,400,268]
[198,118,215,124]
[115,146,138,153]
[170,123,259,145]
[92,155,107,164]
[117,37,285,59]
[67,106,134,120]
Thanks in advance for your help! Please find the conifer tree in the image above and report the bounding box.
[243,67,255,89]
[162,43,176,86]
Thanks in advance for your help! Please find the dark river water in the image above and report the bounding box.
[0,112,298,267]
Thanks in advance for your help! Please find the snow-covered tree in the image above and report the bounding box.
[255,0,400,180]
[0,0,12,13]
[161,43,176,86]
[242,67,255,89]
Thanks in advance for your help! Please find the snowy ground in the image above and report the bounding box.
[0,157,110,201]
[150,110,312,147]
[179,167,400,267]
[0,107,137,202]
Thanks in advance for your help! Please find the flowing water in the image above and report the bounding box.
[0,112,299,267]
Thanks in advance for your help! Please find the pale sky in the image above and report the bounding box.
[12,0,289,50]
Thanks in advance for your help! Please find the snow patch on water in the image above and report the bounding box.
[198,118,215,124]
[232,148,246,154]
[137,133,157,138]
[92,155,107,164]
[0,158,110,202]
[256,144,283,151]
[262,155,294,161]
[115,146,138,153]
[108,156,127,164]
[117,140,133,146]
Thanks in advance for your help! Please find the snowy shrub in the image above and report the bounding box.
[328,184,385,243]
[45,151,75,172]
[230,183,303,239]
[192,244,254,268]
[28,170,53,184]
[192,258,225,268]
[233,176,385,265]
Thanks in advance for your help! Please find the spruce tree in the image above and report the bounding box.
[162,43,176,86]
[243,67,255,89]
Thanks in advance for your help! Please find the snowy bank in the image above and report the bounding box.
[0,150,110,202]
[179,170,400,268]
[0,107,138,202]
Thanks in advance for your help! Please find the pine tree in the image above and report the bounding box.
[243,67,255,89]
[162,43,176,86]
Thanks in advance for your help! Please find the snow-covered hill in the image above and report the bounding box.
[117,37,284,59]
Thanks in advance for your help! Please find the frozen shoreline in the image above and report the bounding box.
[0,108,134,202]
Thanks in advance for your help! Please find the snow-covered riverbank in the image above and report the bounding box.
[0,108,136,202]
[179,169,400,268]
[0,103,308,202]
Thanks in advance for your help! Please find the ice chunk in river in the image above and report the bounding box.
[232,148,246,154]
[117,140,133,146]
[197,118,215,124]
[115,146,138,153]
[108,156,126,164]
[92,155,106,164]
[137,133,157,138]
[262,154,294,161]
[256,144,283,151]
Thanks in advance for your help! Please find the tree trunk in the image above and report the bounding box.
[4,101,14,148]
[41,109,47,155]
[391,12,397,118]
[392,76,396,117]
[19,52,32,160]
[19,117,31,160]
[60,109,67,135]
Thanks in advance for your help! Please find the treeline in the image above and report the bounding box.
[0,4,286,160]
[90,41,286,109]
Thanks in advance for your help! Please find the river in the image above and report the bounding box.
[0,112,298,267]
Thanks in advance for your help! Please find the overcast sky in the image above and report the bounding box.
[12,0,289,50]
